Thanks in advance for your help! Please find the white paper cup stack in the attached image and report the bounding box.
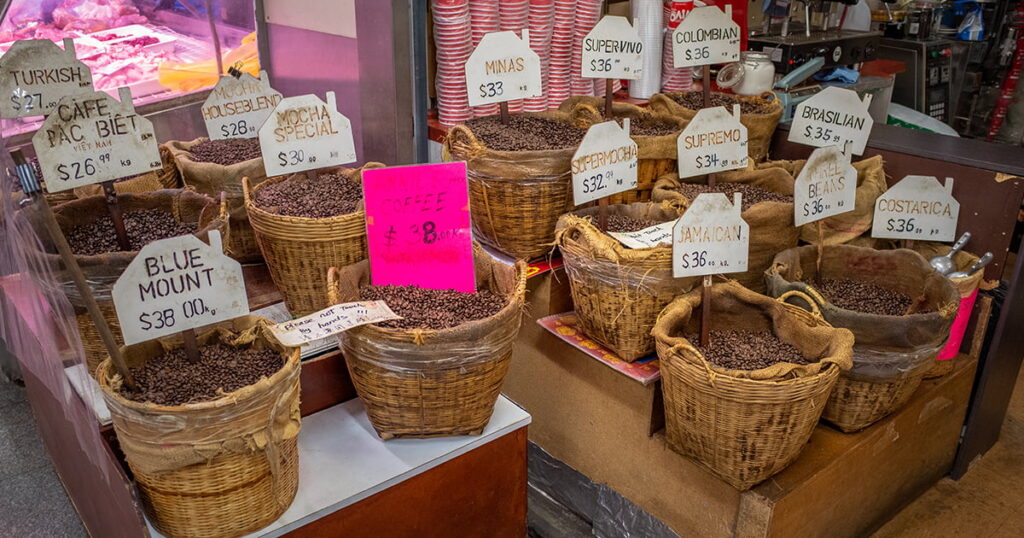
[498,0,530,112]
[547,0,577,108]
[571,0,603,96]
[628,0,663,99]
[433,0,473,125]
[525,0,556,112]
[469,0,500,117]
[661,1,694,93]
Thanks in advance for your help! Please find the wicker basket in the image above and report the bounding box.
[654,281,853,489]
[244,164,383,316]
[73,145,182,198]
[653,281,854,490]
[327,247,527,438]
[97,317,301,538]
[649,91,782,162]
[555,203,696,361]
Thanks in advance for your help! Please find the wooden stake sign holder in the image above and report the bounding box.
[465,30,543,126]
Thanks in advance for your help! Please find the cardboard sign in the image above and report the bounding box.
[872,176,959,242]
[673,193,749,278]
[0,39,93,119]
[363,162,476,293]
[788,86,874,156]
[258,91,357,177]
[202,70,282,140]
[112,231,250,345]
[793,145,857,227]
[32,88,161,193]
[676,105,748,177]
[466,30,543,107]
[268,301,401,347]
[581,16,644,80]
[671,5,740,68]
[609,220,676,249]
[572,120,638,205]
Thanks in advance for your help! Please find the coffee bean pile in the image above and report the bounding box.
[815,278,915,316]
[614,116,679,137]
[189,138,262,166]
[254,173,362,218]
[464,114,586,151]
[672,183,791,211]
[670,92,773,114]
[603,215,660,233]
[360,284,507,330]
[66,209,197,255]
[691,330,809,370]
[119,344,284,405]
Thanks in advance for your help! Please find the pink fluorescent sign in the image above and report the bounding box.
[362,162,476,293]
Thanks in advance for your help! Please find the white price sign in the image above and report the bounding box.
[268,301,401,347]
[466,30,542,107]
[788,86,874,156]
[202,70,282,140]
[676,105,748,177]
[673,193,749,278]
[793,145,857,227]
[113,231,250,345]
[258,91,357,177]
[0,38,93,119]
[32,88,161,193]
[872,175,959,242]
[610,220,675,249]
[671,5,740,68]
[581,16,644,80]
[572,120,638,205]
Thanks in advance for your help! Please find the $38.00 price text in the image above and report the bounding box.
[138,298,216,331]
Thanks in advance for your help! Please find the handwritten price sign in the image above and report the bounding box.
[789,86,874,156]
[793,145,857,227]
[258,91,357,177]
[572,120,638,205]
[872,175,960,242]
[671,5,740,68]
[673,193,749,278]
[465,30,542,107]
[0,39,93,119]
[676,105,748,177]
[202,70,282,140]
[581,16,644,80]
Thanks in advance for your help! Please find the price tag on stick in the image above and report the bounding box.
[466,30,543,107]
[676,105,749,177]
[572,120,638,206]
[872,176,960,242]
[202,70,282,140]
[582,16,645,80]
[673,193,750,278]
[0,38,93,118]
[112,231,250,346]
[671,5,740,68]
[793,145,857,227]
[258,91,357,177]
[788,86,874,156]
[268,301,401,347]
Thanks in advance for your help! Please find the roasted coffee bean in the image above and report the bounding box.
[670,92,772,114]
[586,105,679,137]
[690,330,808,370]
[254,173,362,218]
[815,278,916,316]
[672,182,791,211]
[602,215,661,233]
[119,344,284,405]
[360,284,507,330]
[66,209,197,255]
[464,114,586,151]
[189,138,262,166]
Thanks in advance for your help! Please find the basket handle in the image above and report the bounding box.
[777,289,823,319]
[241,176,252,204]
[759,90,779,104]
[445,124,483,159]
[326,266,342,306]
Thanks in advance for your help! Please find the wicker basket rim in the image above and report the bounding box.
[244,174,366,225]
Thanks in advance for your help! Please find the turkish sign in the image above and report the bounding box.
[581,15,644,80]
[466,30,543,107]
[673,193,749,278]
[268,301,401,347]
[872,175,959,242]
[113,231,250,345]
[258,91,357,177]
[676,105,748,177]
[788,86,874,156]
[793,145,857,227]
[202,70,282,140]
[362,162,476,293]
[671,5,740,68]
[0,38,93,118]
[32,88,161,193]
[610,220,676,249]
[572,120,638,205]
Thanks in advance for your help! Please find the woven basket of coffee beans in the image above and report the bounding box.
[97,316,301,538]
[648,91,782,162]
[559,97,688,205]
[244,163,384,316]
[73,145,182,198]
[166,137,266,262]
[652,165,798,292]
[766,245,960,432]
[36,190,228,375]
[327,246,527,439]
[555,202,696,361]
[653,280,854,490]
[443,111,586,261]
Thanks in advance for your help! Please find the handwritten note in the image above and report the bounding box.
[610,220,675,249]
[268,301,401,346]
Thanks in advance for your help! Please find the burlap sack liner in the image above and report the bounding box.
[648,91,782,162]
[848,237,994,294]
[74,145,181,197]
[98,317,300,477]
[559,96,688,160]
[653,280,854,383]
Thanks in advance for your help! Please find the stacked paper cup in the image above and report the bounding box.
[524,0,556,112]
[662,1,694,93]
[469,0,500,117]
[499,0,530,112]
[433,0,473,125]
[629,0,664,98]
[571,0,603,96]
[547,0,576,108]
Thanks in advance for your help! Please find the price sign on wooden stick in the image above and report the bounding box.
[794,144,857,272]
[676,105,748,177]
[202,69,282,140]
[581,15,645,119]
[258,91,357,177]
[671,5,740,68]
[0,38,93,118]
[571,119,638,230]
[788,86,874,156]
[872,176,959,242]
[465,30,542,122]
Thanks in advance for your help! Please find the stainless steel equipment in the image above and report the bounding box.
[877,37,955,122]
[929,232,971,275]
[749,30,882,74]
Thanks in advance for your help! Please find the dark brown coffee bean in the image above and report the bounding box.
[189,138,262,166]
[66,209,197,255]
[672,183,791,211]
[815,278,917,316]
[464,114,586,151]
[359,284,507,330]
[602,215,661,233]
[690,330,808,370]
[670,92,773,114]
[253,173,362,218]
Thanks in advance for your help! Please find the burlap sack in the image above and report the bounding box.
[560,96,688,160]
[166,138,267,262]
[443,111,586,260]
[757,155,888,245]
[651,166,798,292]
[649,91,782,162]
[555,202,697,361]
[73,145,182,198]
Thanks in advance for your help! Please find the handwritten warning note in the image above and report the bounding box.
[671,5,740,68]
[466,30,543,107]
[0,38,93,118]
[202,70,282,140]
[258,91,357,176]
[789,86,874,156]
[793,145,857,227]
[268,301,401,346]
[581,15,644,80]
[610,220,675,249]
[872,175,960,242]
[572,120,638,205]
[673,193,749,278]
[676,105,748,177]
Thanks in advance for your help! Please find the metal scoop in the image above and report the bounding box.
[948,252,993,279]
[929,232,971,275]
